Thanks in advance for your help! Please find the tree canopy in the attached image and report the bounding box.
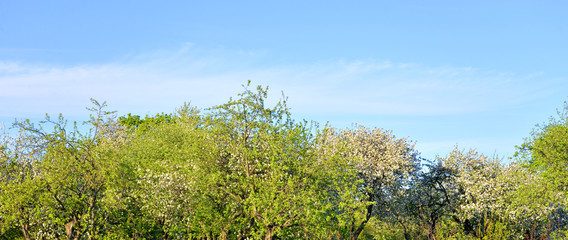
[1,84,568,239]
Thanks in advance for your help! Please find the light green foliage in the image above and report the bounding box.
[307,126,368,239]
[116,83,361,239]
[512,100,568,238]
[198,83,333,239]
[118,112,177,131]
[503,163,567,238]
[0,125,47,240]
[1,99,127,240]
[4,85,568,239]
[517,101,568,193]
[119,106,212,238]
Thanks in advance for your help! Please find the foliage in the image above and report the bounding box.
[0,123,46,240]
[2,84,568,239]
[118,112,177,131]
[1,99,127,240]
[517,101,568,193]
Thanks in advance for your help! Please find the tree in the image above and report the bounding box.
[321,125,421,240]
[5,99,127,240]
[0,124,48,240]
[118,112,177,131]
[513,100,568,238]
[412,159,459,240]
[517,100,568,193]
[503,162,567,239]
[436,148,514,239]
[200,83,322,239]
[116,83,357,239]
[117,106,212,238]
[421,148,567,239]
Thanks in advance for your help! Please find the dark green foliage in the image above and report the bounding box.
[119,112,177,130]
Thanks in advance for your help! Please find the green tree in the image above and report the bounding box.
[117,105,212,238]
[0,125,48,240]
[517,100,568,193]
[200,83,324,239]
[5,99,127,240]
[513,100,568,238]
[116,83,360,239]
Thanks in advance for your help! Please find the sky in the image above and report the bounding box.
[1,1,567,161]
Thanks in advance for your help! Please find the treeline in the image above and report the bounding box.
[1,83,567,239]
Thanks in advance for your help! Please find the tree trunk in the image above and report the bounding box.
[20,222,31,240]
[427,220,437,240]
[65,216,78,240]
[351,200,374,240]
[88,193,98,240]
[399,221,411,240]
[219,230,227,240]
[264,227,274,240]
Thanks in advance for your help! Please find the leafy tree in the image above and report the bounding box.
[517,100,568,193]
[413,159,459,240]
[200,83,323,239]
[306,126,365,239]
[0,125,48,240]
[513,100,568,238]
[4,99,127,240]
[116,83,359,239]
[117,105,211,238]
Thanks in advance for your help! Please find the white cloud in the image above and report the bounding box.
[1,44,566,159]
[0,45,558,121]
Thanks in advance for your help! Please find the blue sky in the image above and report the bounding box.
[1,1,567,161]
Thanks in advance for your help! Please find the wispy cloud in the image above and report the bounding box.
[0,44,559,120]
[2,44,566,159]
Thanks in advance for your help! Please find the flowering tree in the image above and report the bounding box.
[323,125,421,239]
[423,148,568,239]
